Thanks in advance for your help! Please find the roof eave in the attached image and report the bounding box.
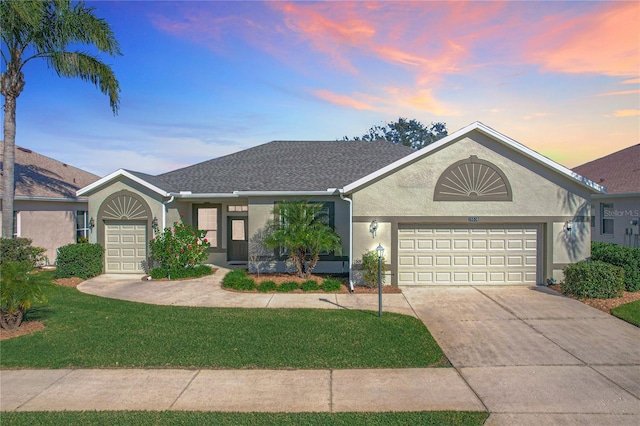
[342,121,605,194]
[77,169,169,197]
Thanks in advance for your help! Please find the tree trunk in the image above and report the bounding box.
[0,309,23,332]
[1,93,17,238]
[306,253,320,278]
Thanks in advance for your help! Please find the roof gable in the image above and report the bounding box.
[1,146,99,199]
[573,144,640,194]
[343,122,604,194]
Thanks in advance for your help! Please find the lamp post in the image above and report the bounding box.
[376,244,384,317]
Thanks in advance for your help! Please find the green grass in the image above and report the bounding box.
[1,273,445,369]
[611,300,640,327]
[1,411,488,425]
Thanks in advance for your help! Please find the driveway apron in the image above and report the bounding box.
[403,285,640,424]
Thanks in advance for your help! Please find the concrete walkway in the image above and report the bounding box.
[2,269,639,425]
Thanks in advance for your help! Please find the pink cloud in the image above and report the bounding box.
[312,90,377,111]
[613,109,640,117]
[526,2,640,77]
[597,90,640,97]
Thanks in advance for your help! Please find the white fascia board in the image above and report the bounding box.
[591,192,640,199]
[170,192,239,199]
[342,121,605,194]
[14,196,88,203]
[76,169,168,197]
[233,190,340,197]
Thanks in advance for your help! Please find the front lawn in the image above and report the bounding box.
[0,276,445,369]
[1,411,488,425]
[611,300,640,327]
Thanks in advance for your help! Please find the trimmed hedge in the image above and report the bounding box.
[301,280,320,292]
[222,269,256,291]
[257,280,277,293]
[591,242,640,292]
[320,278,343,292]
[150,265,213,280]
[276,281,299,292]
[0,238,46,267]
[55,243,104,279]
[562,260,625,299]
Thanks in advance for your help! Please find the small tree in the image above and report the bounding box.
[361,250,386,288]
[148,215,211,278]
[264,201,342,278]
[0,261,52,331]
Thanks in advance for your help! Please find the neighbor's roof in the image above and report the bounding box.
[573,144,640,194]
[79,140,415,195]
[0,145,99,199]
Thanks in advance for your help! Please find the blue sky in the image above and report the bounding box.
[8,0,640,176]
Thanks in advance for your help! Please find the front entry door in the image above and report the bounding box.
[227,217,248,262]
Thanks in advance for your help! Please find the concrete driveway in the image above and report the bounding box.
[402,285,640,425]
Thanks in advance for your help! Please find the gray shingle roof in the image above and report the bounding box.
[155,140,415,193]
[1,146,99,199]
[573,144,640,194]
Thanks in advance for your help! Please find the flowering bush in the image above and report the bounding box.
[149,215,211,276]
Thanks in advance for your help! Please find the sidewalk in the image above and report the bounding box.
[1,368,484,412]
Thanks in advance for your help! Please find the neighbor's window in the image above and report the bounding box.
[600,203,614,235]
[13,211,20,237]
[195,205,220,248]
[76,210,89,241]
[228,205,248,212]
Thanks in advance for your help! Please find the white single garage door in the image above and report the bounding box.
[105,221,147,273]
[398,225,539,285]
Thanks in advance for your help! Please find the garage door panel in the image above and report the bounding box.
[105,221,146,274]
[398,225,538,286]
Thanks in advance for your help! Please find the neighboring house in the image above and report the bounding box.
[573,144,640,248]
[0,146,100,263]
[78,122,602,286]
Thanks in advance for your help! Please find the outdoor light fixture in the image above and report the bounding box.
[565,221,573,232]
[152,217,159,229]
[89,217,95,229]
[369,219,378,238]
[376,244,384,317]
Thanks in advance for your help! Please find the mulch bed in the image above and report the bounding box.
[547,284,640,314]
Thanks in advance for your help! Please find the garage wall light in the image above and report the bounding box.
[152,216,159,230]
[565,221,573,232]
[89,217,95,229]
[369,219,378,238]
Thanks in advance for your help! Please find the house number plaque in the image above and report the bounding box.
[468,217,479,222]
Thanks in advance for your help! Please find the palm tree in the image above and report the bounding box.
[0,260,52,331]
[265,200,342,278]
[1,0,121,238]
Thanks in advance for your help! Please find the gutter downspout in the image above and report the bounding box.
[339,190,354,292]
[162,195,175,229]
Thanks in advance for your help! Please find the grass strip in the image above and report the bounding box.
[1,279,445,369]
[611,299,640,327]
[1,411,488,425]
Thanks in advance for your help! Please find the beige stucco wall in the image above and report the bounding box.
[591,195,640,247]
[12,200,86,264]
[350,130,594,285]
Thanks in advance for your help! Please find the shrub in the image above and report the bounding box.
[321,278,342,292]
[1,261,53,331]
[301,280,320,292]
[562,260,625,299]
[222,270,256,291]
[257,280,277,292]
[277,281,299,292]
[150,265,213,280]
[591,242,640,292]
[0,238,46,267]
[361,250,386,288]
[55,243,104,279]
[149,216,211,274]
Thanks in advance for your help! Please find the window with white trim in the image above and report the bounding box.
[195,205,220,248]
[76,210,89,242]
[601,203,614,235]
[228,205,248,212]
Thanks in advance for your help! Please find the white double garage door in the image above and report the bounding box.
[398,225,539,285]
[105,221,147,273]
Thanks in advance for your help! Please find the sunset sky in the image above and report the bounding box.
[11,0,640,176]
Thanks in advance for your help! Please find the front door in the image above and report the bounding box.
[227,217,248,262]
